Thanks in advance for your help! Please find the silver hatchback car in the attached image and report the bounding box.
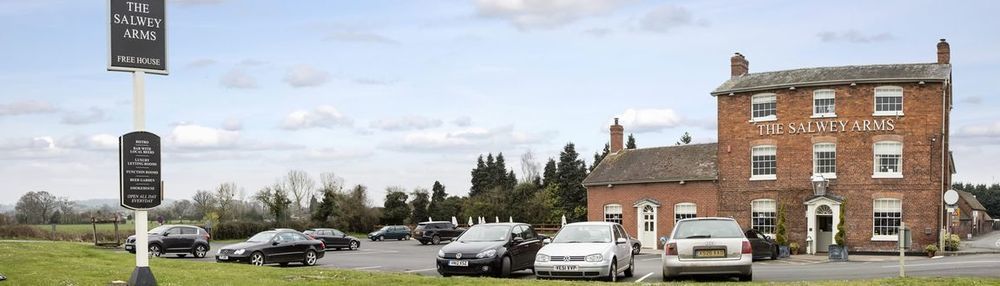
[534,222,634,282]
[661,217,753,281]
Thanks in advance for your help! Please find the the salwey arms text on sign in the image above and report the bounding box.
[109,0,166,73]
[756,118,895,136]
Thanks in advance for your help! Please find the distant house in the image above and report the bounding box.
[953,190,993,239]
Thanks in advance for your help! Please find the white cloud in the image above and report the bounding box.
[370,116,443,131]
[222,117,243,131]
[87,134,119,150]
[168,123,240,149]
[0,100,57,116]
[817,30,893,43]
[612,108,683,133]
[220,68,257,89]
[60,107,108,125]
[639,5,703,33]
[298,147,374,160]
[283,65,330,88]
[324,30,399,45]
[281,105,353,130]
[383,125,555,153]
[957,122,1000,138]
[475,0,630,30]
[0,136,66,160]
[452,116,472,127]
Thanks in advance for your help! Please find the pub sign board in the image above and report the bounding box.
[108,0,168,74]
[120,131,162,210]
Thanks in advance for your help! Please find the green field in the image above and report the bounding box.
[1,241,998,286]
[31,224,136,235]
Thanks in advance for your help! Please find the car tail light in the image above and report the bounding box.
[320,241,326,250]
[203,233,211,241]
[741,240,752,254]
[665,242,678,256]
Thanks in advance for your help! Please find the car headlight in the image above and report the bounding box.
[438,249,445,258]
[233,249,246,255]
[585,253,603,262]
[536,254,550,262]
[476,249,497,258]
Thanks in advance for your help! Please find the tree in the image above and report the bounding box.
[255,183,292,223]
[312,189,342,225]
[542,158,557,187]
[319,172,345,195]
[553,143,589,222]
[215,182,238,222]
[775,203,787,246]
[590,143,610,172]
[15,191,60,224]
[191,190,216,220]
[382,187,410,225]
[520,150,541,185]
[410,188,431,223]
[428,181,448,220]
[626,134,637,149]
[283,170,316,213]
[675,132,692,145]
[341,185,378,232]
[835,199,846,246]
[470,155,488,197]
[170,200,193,221]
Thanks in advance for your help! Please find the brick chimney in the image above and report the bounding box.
[730,52,749,77]
[610,118,624,153]
[937,39,950,64]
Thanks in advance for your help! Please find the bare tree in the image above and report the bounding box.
[215,182,239,222]
[255,183,292,223]
[320,172,344,193]
[520,150,541,184]
[283,170,316,212]
[191,190,216,220]
[170,200,193,221]
[14,191,60,224]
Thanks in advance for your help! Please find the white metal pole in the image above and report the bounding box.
[133,71,149,268]
[899,222,905,278]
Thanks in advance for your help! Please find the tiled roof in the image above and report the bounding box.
[958,190,987,211]
[583,143,717,186]
[712,63,951,95]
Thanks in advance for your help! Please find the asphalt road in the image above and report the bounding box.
[143,239,1000,283]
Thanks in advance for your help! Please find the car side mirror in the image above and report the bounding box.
[616,238,627,244]
[342,234,347,238]
[542,238,551,245]
[272,241,279,246]
[659,236,668,246]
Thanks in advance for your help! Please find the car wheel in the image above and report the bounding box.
[193,245,208,258]
[378,235,384,241]
[739,272,753,281]
[431,235,441,245]
[303,250,318,266]
[606,260,618,282]
[632,243,641,255]
[498,256,512,278]
[624,256,634,277]
[404,234,411,240]
[148,244,162,257]
[250,252,265,266]
[349,241,359,250]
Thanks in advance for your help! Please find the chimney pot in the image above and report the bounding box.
[937,39,950,64]
[730,52,749,77]
[610,118,624,153]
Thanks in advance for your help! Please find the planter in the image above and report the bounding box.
[778,245,791,258]
[926,251,935,258]
[828,245,848,261]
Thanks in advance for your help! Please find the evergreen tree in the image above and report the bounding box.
[590,143,610,172]
[675,132,692,145]
[542,158,557,187]
[381,188,410,225]
[626,134,637,149]
[776,203,787,246]
[485,153,497,188]
[410,189,431,223]
[312,189,341,224]
[494,153,507,187]
[554,143,589,222]
[470,156,487,197]
[835,199,846,246]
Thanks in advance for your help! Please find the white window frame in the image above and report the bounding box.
[873,86,904,116]
[872,198,902,241]
[604,204,623,225]
[750,93,777,122]
[872,141,903,178]
[674,203,697,223]
[751,199,777,236]
[811,89,837,118]
[812,143,837,179]
[750,145,777,180]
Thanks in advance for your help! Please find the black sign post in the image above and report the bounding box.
[120,131,162,210]
[108,0,168,74]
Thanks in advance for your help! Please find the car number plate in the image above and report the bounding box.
[696,249,726,258]
[218,255,228,260]
[553,265,578,271]
[448,260,469,267]
[125,245,133,250]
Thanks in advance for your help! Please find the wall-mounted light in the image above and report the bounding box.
[607,184,613,188]
[919,81,926,85]
[679,180,686,185]
[850,82,857,86]
[789,86,796,90]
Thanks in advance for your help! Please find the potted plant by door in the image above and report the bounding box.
[829,202,848,261]
[924,244,938,257]
[775,204,790,258]
[789,242,800,255]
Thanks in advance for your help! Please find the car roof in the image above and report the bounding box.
[418,221,453,224]
[473,223,523,227]
[564,221,618,226]
[676,217,736,222]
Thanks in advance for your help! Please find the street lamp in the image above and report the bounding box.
[811,174,828,196]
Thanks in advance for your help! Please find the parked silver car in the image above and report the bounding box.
[534,222,634,282]
[662,217,753,281]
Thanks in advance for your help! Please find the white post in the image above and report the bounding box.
[899,222,905,278]
[133,71,150,269]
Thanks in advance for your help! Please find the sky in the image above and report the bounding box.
[1,0,999,206]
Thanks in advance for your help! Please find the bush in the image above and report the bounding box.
[944,234,961,251]
[925,244,939,254]
[835,200,846,246]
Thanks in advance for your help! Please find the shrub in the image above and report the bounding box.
[789,242,800,254]
[775,203,787,246]
[835,200,846,246]
[924,244,939,253]
[944,234,961,251]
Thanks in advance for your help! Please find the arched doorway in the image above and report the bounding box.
[639,204,657,249]
[815,205,834,252]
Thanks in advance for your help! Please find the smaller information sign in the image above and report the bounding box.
[120,131,162,210]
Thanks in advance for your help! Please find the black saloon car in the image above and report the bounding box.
[745,229,779,260]
[436,223,544,278]
[125,224,211,258]
[304,228,361,250]
[215,230,326,266]
[415,221,465,245]
[369,225,411,241]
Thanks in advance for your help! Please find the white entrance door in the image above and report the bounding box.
[815,205,834,252]
[638,205,657,248]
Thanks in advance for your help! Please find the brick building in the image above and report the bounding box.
[953,190,993,239]
[585,39,955,253]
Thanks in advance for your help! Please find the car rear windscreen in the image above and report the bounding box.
[673,220,744,239]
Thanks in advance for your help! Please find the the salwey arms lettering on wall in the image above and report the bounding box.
[109,0,167,73]
[756,118,895,136]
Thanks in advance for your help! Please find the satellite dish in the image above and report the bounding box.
[944,189,959,205]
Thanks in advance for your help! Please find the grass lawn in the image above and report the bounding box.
[1,241,998,286]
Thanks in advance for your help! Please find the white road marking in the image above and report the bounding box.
[635,272,654,283]
[353,266,382,270]
[405,268,438,273]
[879,260,1000,268]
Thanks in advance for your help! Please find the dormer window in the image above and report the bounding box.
[874,86,903,116]
[812,89,836,118]
[751,93,777,122]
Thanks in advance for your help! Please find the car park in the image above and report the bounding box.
[215,229,325,266]
[744,229,779,260]
[534,222,634,282]
[435,223,544,278]
[304,228,361,250]
[414,221,464,245]
[125,224,210,258]
[369,225,411,241]
[662,217,753,281]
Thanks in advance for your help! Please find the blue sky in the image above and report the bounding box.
[1,0,999,205]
